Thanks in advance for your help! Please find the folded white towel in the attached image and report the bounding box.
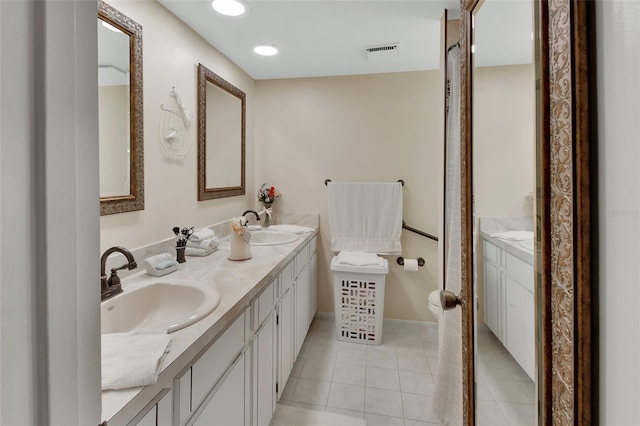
[268,224,315,234]
[185,246,218,257]
[101,330,171,391]
[190,228,215,242]
[187,236,220,249]
[336,251,385,267]
[490,231,534,241]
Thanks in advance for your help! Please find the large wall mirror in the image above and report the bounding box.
[456,0,596,423]
[197,63,246,201]
[98,0,144,215]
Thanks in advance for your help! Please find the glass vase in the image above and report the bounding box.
[262,203,273,227]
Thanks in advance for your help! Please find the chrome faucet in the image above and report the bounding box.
[100,246,137,301]
[242,210,260,223]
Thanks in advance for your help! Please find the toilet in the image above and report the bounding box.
[428,290,442,320]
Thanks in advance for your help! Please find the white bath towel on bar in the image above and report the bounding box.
[328,181,402,254]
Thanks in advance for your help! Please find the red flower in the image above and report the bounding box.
[269,186,275,197]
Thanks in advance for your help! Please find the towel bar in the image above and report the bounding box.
[402,220,438,242]
[324,179,404,186]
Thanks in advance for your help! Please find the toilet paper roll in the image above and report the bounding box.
[403,258,419,272]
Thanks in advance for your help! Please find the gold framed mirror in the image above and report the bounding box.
[98,0,144,215]
[197,63,246,201]
[456,0,596,424]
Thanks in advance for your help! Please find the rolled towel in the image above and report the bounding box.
[268,224,315,234]
[102,330,171,391]
[336,251,385,267]
[187,236,220,250]
[185,246,218,257]
[190,228,215,242]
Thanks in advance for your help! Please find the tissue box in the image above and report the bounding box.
[143,253,179,277]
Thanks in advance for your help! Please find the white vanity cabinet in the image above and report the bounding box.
[144,234,318,426]
[482,238,535,380]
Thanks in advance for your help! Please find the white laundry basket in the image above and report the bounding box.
[331,256,389,345]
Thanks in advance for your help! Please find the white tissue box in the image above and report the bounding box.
[143,253,179,277]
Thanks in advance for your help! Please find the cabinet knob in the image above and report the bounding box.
[440,290,461,310]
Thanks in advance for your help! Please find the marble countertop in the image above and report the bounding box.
[478,217,534,265]
[102,219,318,425]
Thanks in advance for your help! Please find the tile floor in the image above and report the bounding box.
[278,315,536,426]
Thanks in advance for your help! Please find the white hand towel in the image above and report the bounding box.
[187,236,220,249]
[337,251,385,266]
[190,228,215,242]
[490,231,534,241]
[101,330,171,391]
[185,246,218,257]
[328,182,403,254]
[268,224,315,234]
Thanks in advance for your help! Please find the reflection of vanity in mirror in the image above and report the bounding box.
[471,0,536,423]
[197,63,246,201]
[98,0,144,215]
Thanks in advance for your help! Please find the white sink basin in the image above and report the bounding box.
[101,278,220,334]
[249,229,298,246]
[519,239,535,251]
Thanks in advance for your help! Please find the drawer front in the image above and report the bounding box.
[483,239,500,265]
[192,311,246,410]
[257,280,275,328]
[505,252,534,292]
[280,262,294,294]
[309,235,317,255]
[294,244,310,278]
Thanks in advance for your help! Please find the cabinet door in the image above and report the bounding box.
[308,254,317,326]
[255,313,275,426]
[193,352,246,426]
[505,276,535,380]
[277,288,294,400]
[135,407,156,426]
[484,260,500,336]
[294,263,309,358]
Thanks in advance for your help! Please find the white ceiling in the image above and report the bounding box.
[158,0,460,80]
[157,0,533,80]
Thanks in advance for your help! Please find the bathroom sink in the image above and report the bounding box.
[519,239,535,251]
[101,278,220,334]
[249,229,298,246]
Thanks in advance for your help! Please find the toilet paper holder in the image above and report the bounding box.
[396,257,425,267]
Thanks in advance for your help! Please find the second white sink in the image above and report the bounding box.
[249,229,298,246]
[101,278,220,334]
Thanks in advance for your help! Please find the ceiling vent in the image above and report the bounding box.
[365,43,401,61]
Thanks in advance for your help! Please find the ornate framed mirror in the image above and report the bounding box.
[98,0,144,215]
[456,0,596,423]
[197,63,246,201]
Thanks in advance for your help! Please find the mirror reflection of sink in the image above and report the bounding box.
[249,229,298,246]
[101,279,220,334]
[519,239,535,251]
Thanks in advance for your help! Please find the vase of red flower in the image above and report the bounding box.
[257,183,281,227]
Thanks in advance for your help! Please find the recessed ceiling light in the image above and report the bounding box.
[253,45,278,56]
[101,21,123,33]
[211,0,246,17]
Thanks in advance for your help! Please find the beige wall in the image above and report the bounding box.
[100,0,255,252]
[473,64,535,220]
[255,71,443,321]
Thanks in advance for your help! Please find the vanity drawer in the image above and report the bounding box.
[191,311,246,410]
[505,252,534,292]
[252,280,275,331]
[294,244,310,278]
[309,235,317,255]
[483,240,500,265]
[279,262,294,296]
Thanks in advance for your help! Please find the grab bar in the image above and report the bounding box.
[402,220,438,242]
